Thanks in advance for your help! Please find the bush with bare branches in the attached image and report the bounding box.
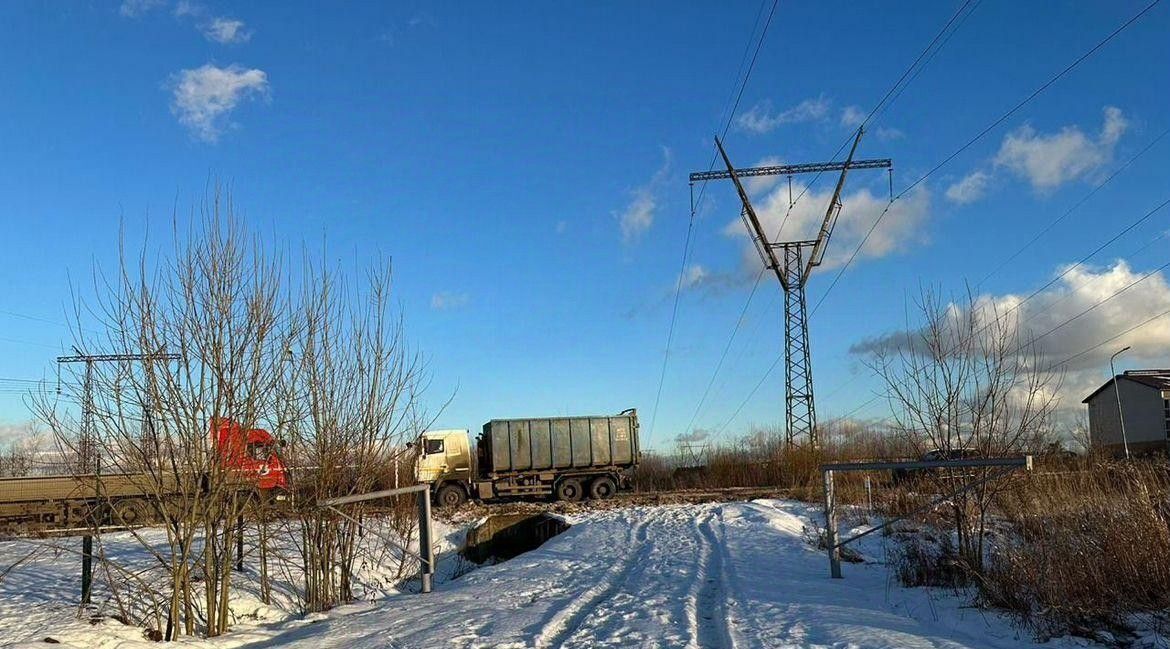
[31,192,428,639]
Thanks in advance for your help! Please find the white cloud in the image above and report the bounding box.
[173,0,203,17]
[994,106,1128,191]
[737,96,831,134]
[430,292,469,310]
[119,0,164,17]
[875,126,904,141]
[945,170,990,204]
[0,422,41,447]
[678,264,708,290]
[202,17,252,44]
[555,220,568,234]
[723,177,931,271]
[169,64,269,142]
[851,260,1170,412]
[743,156,784,195]
[840,105,865,128]
[617,148,671,244]
[1011,261,1170,370]
[676,428,711,444]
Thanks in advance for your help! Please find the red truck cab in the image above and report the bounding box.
[211,419,289,491]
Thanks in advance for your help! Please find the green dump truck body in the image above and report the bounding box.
[478,410,639,476]
[417,409,640,506]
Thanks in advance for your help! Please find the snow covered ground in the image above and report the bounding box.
[0,499,1127,648]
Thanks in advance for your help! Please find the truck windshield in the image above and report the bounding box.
[247,442,272,461]
[424,438,444,455]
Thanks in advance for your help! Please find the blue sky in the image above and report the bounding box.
[1,1,1168,449]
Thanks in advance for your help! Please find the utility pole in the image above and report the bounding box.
[693,129,891,447]
[1110,345,1132,460]
[56,349,182,472]
[57,348,180,606]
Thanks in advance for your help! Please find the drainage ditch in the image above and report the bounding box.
[461,513,570,564]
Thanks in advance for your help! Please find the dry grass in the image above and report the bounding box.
[634,422,913,497]
[979,461,1170,638]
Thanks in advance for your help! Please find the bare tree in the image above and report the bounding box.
[31,190,428,638]
[273,259,428,612]
[862,288,1060,571]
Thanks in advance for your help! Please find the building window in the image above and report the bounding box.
[1164,399,1170,439]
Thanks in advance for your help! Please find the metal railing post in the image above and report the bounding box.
[823,468,841,579]
[417,489,435,594]
[81,534,94,604]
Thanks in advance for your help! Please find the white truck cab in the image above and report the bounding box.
[414,429,473,487]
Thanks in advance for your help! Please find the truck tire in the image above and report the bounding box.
[113,498,152,526]
[555,479,584,502]
[437,484,467,508]
[589,476,617,500]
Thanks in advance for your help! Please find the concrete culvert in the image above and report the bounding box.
[461,513,570,564]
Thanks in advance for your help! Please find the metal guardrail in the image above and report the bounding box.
[317,484,437,593]
[820,455,1033,579]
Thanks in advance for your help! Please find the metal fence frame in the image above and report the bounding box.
[318,484,437,593]
[820,456,1032,579]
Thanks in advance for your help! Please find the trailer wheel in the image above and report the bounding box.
[589,476,617,500]
[437,484,467,508]
[113,498,152,527]
[555,479,584,502]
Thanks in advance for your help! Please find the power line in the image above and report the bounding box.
[776,0,981,239]
[1027,260,1170,351]
[735,190,1168,435]
[713,353,782,438]
[646,0,781,445]
[804,138,1170,420]
[699,0,983,438]
[982,197,1170,335]
[680,267,767,436]
[859,0,978,131]
[0,336,66,351]
[819,263,1170,427]
[977,126,1170,289]
[0,309,67,327]
[811,0,1162,317]
[1055,308,1170,369]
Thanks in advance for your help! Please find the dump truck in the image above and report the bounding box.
[0,419,288,535]
[415,409,640,507]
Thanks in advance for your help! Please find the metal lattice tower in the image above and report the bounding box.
[779,242,815,442]
[57,349,182,471]
[694,129,890,447]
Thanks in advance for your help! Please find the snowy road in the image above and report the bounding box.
[223,500,1056,649]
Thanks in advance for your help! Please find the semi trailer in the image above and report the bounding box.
[0,419,288,535]
[415,409,640,507]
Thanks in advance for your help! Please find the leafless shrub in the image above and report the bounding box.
[633,452,675,491]
[888,532,969,589]
[29,190,427,638]
[860,287,1060,572]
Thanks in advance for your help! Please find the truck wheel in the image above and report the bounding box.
[589,476,617,500]
[113,498,152,526]
[555,479,584,502]
[437,484,467,508]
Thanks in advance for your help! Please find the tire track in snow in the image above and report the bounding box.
[560,506,701,647]
[693,507,736,649]
[711,506,750,648]
[533,510,655,649]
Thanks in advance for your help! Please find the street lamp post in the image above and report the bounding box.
[1110,346,1132,460]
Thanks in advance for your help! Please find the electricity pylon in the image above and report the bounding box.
[692,128,890,446]
[56,349,182,472]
